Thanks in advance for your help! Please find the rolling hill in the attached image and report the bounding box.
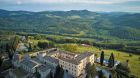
[0,9,140,40]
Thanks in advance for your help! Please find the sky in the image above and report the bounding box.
[0,0,140,12]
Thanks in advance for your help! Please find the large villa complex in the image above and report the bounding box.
[9,48,95,78]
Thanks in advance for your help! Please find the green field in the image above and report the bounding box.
[29,39,49,44]
[58,44,140,78]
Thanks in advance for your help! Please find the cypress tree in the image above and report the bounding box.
[36,72,41,78]
[50,71,54,78]
[0,56,3,67]
[90,63,96,78]
[11,36,19,52]
[54,65,60,78]
[109,74,112,78]
[108,53,115,68]
[59,67,64,78]
[98,70,103,78]
[85,63,91,78]
[28,43,32,52]
[85,74,89,78]
[100,51,104,66]
[6,43,13,60]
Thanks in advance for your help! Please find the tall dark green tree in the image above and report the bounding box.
[100,51,104,66]
[0,56,3,67]
[86,63,91,74]
[54,65,64,78]
[86,63,91,78]
[90,63,97,77]
[37,42,49,49]
[114,60,131,78]
[109,74,112,78]
[59,67,64,78]
[28,43,32,52]
[108,53,115,68]
[85,74,89,78]
[25,35,28,41]
[86,63,96,78]
[6,43,13,60]
[98,70,103,78]
[11,36,19,52]
[49,71,54,78]
[36,72,41,78]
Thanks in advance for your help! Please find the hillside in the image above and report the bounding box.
[0,9,140,41]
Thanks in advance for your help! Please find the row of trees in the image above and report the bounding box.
[37,41,55,49]
[84,51,115,78]
[93,43,126,50]
[26,41,55,52]
[99,51,133,78]
[18,33,140,54]
[100,51,115,68]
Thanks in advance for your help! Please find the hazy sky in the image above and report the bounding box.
[0,0,140,12]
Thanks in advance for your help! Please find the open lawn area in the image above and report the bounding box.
[29,39,49,44]
[103,49,140,78]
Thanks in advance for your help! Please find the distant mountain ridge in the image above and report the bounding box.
[0,9,140,40]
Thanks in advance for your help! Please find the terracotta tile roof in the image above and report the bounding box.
[59,52,93,65]
[75,52,93,61]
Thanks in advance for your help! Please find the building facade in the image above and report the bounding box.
[37,65,51,78]
[58,52,94,77]
[20,60,40,73]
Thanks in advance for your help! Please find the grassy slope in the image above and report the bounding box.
[59,44,140,77]
[29,39,49,44]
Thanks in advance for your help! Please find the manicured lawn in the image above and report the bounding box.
[58,44,140,78]
[103,49,140,78]
[29,39,49,44]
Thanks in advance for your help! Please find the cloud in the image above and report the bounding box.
[114,1,140,6]
[29,0,112,4]
[17,1,22,5]
[0,0,140,5]
[0,0,121,4]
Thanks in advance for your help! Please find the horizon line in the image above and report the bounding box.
[0,9,140,13]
